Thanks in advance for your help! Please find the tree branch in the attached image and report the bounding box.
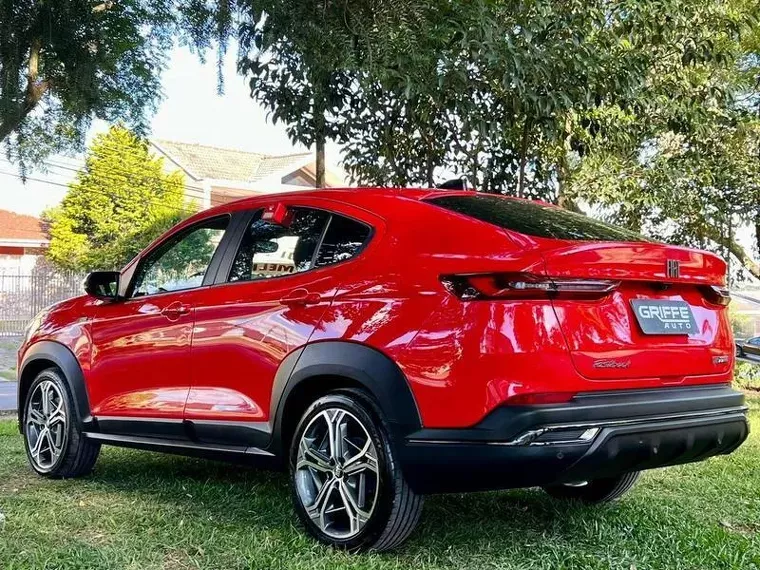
[0,38,51,143]
[704,223,760,280]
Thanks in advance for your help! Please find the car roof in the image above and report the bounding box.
[226,187,467,207]
[172,187,553,238]
[194,187,481,219]
[136,187,484,262]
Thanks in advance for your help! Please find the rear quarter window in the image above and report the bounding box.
[427,195,647,242]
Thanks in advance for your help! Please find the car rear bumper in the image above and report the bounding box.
[398,384,749,494]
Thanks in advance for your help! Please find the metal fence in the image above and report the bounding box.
[0,271,85,336]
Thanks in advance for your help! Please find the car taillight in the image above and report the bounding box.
[699,285,731,306]
[440,273,619,300]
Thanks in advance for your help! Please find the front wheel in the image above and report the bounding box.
[543,472,640,503]
[289,390,423,552]
[22,368,100,478]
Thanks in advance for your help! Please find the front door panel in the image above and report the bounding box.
[87,214,232,425]
[88,291,197,419]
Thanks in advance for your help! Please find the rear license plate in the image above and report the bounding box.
[630,299,697,335]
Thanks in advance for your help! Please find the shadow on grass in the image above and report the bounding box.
[83,447,638,554]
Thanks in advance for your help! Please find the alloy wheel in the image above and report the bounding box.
[25,380,68,471]
[294,408,380,539]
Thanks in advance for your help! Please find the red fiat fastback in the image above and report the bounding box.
[18,189,748,551]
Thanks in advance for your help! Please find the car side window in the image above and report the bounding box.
[750,338,760,346]
[314,214,370,267]
[229,208,330,282]
[131,216,230,297]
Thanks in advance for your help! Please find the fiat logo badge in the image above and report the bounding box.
[666,260,680,279]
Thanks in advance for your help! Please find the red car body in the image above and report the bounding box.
[18,188,748,495]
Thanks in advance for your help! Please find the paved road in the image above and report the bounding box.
[0,381,17,412]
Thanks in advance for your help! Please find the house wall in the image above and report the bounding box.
[0,248,47,273]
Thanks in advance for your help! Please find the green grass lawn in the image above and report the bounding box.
[0,397,759,570]
[737,361,760,392]
[0,369,16,381]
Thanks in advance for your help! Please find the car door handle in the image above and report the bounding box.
[161,302,191,320]
[280,288,321,306]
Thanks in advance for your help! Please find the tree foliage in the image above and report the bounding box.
[6,0,760,280]
[180,0,433,185]
[340,1,749,194]
[565,1,760,279]
[189,0,760,280]
[0,0,175,168]
[45,126,189,272]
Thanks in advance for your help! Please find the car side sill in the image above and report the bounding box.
[84,432,275,459]
[92,416,271,449]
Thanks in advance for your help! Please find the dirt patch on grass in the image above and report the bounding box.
[720,520,759,538]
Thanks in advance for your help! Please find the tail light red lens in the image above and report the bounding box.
[440,273,620,300]
[699,285,731,307]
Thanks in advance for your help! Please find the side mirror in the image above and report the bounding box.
[84,271,121,300]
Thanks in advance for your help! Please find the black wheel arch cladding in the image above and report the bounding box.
[269,341,422,454]
[18,341,92,431]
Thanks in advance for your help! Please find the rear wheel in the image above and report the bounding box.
[543,472,640,503]
[289,390,423,552]
[23,368,100,478]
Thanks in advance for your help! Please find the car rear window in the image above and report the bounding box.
[427,194,647,242]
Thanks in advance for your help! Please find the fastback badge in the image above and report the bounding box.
[593,359,632,369]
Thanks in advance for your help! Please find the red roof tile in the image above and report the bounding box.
[0,209,48,242]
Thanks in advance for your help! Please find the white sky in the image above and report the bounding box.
[0,45,339,216]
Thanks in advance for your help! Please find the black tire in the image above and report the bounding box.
[22,367,100,478]
[289,389,423,552]
[543,472,640,503]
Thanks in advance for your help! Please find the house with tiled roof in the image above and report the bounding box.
[150,140,346,209]
[0,209,49,272]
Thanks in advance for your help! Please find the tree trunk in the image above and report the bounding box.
[315,136,325,188]
[314,94,326,188]
[556,113,579,210]
[426,157,434,188]
[556,152,581,211]
[0,37,49,143]
[516,117,531,198]
[471,155,479,192]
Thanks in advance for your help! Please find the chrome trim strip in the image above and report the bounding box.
[407,405,749,447]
